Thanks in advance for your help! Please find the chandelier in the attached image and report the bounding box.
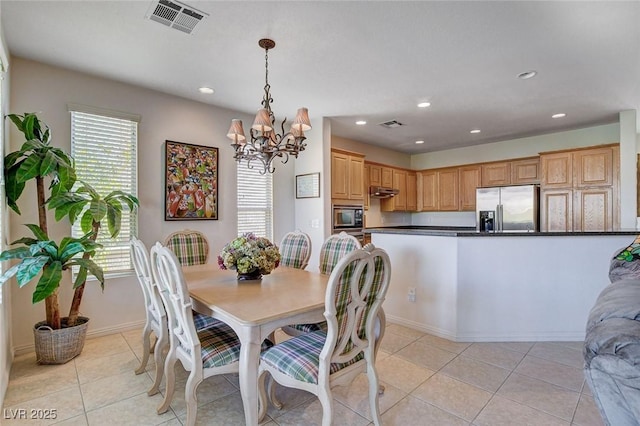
[226,38,311,174]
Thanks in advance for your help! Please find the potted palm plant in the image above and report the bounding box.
[0,112,138,363]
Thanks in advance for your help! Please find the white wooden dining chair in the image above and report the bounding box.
[258,244,391,426]
[281,231,361,337]
[131,238,227,397]
[150,243,272,426]
[279,230,312,270]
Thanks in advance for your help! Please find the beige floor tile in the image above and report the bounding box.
[582,380,593,396]
[496,373,580,421]
[417,334,471,354]
[528,342,584,369]
[85,392,175,426]
[395,340,457,371]
[76,350,141,384]
[551,341,584,352]
[167,374,239,415]
[271,397,370,426]
[77,334,133,360]
[178,392,264,426]
[411,373,492,421]
[572,394,605,426]
[52,414,88,425]
[332,374,407,421]
[461,343,525,370]
[385,324,426,340]
[375,355,435,393]
[81,370,153,411]
[5,365,79,406]
[223,372,240,389]
[378,332,416,354]
[474,395,570,426]
[515,355,584,392]
[439,356,510,393]
[9,353,77,381]
[156,419,182,426]
[490,341,535,354]
[265,382,316,419]
[2,385,84,425]
[381,395,467,426]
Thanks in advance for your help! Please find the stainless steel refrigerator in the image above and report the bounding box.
[476,185,539,232]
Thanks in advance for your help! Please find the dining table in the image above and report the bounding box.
[182,264,329,426]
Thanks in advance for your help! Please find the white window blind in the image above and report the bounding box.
[237,163,273,240]
[70,110,138,275]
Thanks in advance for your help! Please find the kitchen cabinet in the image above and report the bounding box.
[364,164,370,210]
[511,157,540,184]
[406,172,417,211]
[417,168,459,212]
[369,165,381,187]
[540,144,619,231]
[418,170,438,211]
[438,168,459,211]
[459,165,481,211]
[381,169,407,211]
[381,167,393,188]
[331,149,365,203]
[481,161,511,187]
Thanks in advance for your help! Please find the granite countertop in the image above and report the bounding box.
[365,226,640,237]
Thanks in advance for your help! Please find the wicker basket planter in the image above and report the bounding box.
[33,316,90,364]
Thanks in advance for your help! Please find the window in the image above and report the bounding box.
[237,163,273,240]
[69,106,139,275]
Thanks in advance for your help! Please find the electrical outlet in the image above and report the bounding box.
[407,287,416,302]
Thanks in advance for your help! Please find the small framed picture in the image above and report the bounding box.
[296,173,320,199]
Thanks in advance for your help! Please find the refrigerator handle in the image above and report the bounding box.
[497,204,503,231]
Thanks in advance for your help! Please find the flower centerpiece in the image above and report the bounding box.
[218,233,281,281]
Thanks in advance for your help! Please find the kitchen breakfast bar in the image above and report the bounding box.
[369,227,638,342]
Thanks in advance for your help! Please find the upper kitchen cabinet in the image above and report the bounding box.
[511,157,540,185]
[369,164,382,187]
[481,161,511,187]
[380,168,408,212]
[459,165,481,211]
[541,151,573,188]
[406,172,417,211]
[331,149,365,203]
[417,170,438,211]
[417,168,459,211]
[574,146,615,188]
[364,163,370,210]
[381,167,393,188]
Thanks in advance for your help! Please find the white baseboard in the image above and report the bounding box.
[13,319,146,356]
[385,314,585,342]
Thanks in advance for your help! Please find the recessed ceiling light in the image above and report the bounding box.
[415,140,425,144]
[470,129,481,134]
[517,70,537,80]
[355,120,367,125]
[417,102,431,108]
[198,87,214,94]
[552,113,567,119]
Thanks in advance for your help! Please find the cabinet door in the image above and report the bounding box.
[331,152,349,199]
[574,188,613,231]
[511,158,540,184]
[364,164,370,210]
[481,162,511,187]
[438,168,459,211]
[393,169,407,210]
[574,147,614,188]
[348,156,364,200]
[406,172,417,211]
[369,165,382,187]
[418,171,437,211]
[381,167,393,188]
[541,152,572,188]
[540,189,573,232]
[459,165,481,211]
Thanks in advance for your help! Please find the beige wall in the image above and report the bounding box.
[7,57,296,352]
[331,135,411,168]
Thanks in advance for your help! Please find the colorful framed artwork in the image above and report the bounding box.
[165,140,218,220]
[296,172,320,199]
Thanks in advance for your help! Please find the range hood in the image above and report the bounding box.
[369,186,399,198]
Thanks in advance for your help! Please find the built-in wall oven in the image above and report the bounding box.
[332,204,364,244]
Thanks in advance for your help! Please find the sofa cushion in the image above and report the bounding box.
[610,236,640,282]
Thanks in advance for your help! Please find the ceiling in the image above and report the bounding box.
[2,1,639,154]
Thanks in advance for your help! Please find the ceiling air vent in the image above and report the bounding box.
[146,0,209,35]
[379,120,404,129]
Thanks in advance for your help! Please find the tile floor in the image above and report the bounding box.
[2,324,603,425]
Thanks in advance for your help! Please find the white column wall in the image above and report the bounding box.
[619,110,638,229]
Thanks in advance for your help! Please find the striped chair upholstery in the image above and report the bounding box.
[279,231,312,269]
[150,243,273,426]
[164,230,209,266]
[283,232,361,336]
[258,244,392,425]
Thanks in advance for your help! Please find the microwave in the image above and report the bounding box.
[333,205,364,229]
